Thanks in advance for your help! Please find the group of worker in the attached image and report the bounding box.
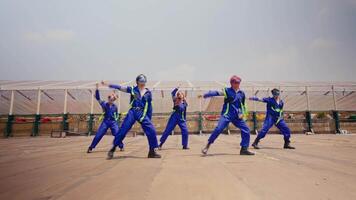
[87,74,295,159]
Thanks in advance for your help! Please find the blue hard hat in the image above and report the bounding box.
[271,88,280,96]
[136,74,147,83]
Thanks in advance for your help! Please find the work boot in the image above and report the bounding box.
[107,146,116,160]
[158,144,163,150]
[201,143,211,155]
[284,141,295,149]
[148,149,161,158]
[182,146,190,150]
[87,147,93,153]
[120,147,125,152]
[252,138,260,149]
[240,147,255,155]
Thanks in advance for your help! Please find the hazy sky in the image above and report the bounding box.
[0,0,355,81]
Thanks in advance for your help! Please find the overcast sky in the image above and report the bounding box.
[0,0,355,81]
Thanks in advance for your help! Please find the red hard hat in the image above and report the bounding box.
[230,75,241,84]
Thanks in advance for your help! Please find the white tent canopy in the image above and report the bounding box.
[1,80,355,115]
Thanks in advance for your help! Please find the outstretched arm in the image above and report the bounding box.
[249,96,269,103]
[102,81,129,93]
[203,90,224,99]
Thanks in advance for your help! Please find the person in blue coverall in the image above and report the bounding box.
[159,87,189,150]
[87,83,119,153]
[201,75,254,156]
[103,74,161,159]
[249,88,295,149]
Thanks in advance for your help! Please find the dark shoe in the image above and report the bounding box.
[120,147,125,152]
[107,146,116,160]
[148,149,161,158]
[240,147,255,155]
[182,146,190,150]
[202,143,211,155]
[87,147,93,153]
[158,144,163,150]
[284,142,295,149]
[252,138,260,149]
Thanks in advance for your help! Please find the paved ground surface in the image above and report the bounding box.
[0,134,356,200]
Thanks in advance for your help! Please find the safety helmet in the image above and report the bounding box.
[271,88,280,97]
[136,74,147,84]
[230,75,241,84]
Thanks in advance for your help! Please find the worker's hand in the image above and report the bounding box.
[198,94,203,98]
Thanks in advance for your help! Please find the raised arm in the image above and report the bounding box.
[94,83,106,108]
[203,90,224,99]
[171,87,179,98]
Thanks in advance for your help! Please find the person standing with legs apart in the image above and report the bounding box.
[201,75,254,156]
[103,74,161,159]
[249,88,295,149]
[159,87,189,150]
[87,83,119,153]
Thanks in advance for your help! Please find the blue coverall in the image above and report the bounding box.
[204,87,250,147]
[159,88,189,148]
[89,89,119,149]
[109,84,159,150]
[250,97,291,142]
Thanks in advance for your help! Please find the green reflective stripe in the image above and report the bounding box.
[128,86,135,109]
[139,101,149,122]
[224,103,230,116]
[271,107,283,124]
[223,88,229,116]
[182,111,185,121]
[271,107,282,112]
[114,112,119,121]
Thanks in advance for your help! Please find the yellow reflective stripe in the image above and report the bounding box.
[223,87,227,98]
[240,102,248,120]
[139,101,149,122]
[98,112,105,122]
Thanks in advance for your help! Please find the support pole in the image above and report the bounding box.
[305,86,313,133]
[198,96,203,135]
[32,89,42,137]
[88,89,94,136]
[331,85,340,134]
[332,110,341,134]
[5,90,15,137]
[9,90,14,115]
[252,111,258,134]
[63,89,68,114]
[62,89,69,132]
[331,85,337,110]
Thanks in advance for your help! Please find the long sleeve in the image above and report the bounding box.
[203,90,224,99]
[249,96,269,103]
[95,89,106,109]
[108,84,129,93]
[171,88,179,97]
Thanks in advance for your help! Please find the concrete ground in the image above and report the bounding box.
[0,134,356,200]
